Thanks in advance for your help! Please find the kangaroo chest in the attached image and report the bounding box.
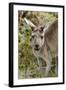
[33,47,46,60]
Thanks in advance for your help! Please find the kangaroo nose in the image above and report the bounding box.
[35,44,39,48]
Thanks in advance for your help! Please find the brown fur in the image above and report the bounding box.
[25,18,58,76]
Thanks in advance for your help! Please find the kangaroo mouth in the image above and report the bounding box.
[34,48,40,51]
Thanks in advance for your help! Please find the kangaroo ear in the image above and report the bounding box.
[39,25,45,33]
[43,25,49,35]
[24,18,36,31]
[31,26,35,31]
[41,25,45,30]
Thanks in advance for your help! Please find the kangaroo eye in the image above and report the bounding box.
[40,36,43,39]
[32,35,35,38]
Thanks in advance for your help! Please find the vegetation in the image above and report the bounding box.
[18,11,58,79]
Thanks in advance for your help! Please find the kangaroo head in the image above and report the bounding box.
[24,18,46,51]
[30,25,45,51]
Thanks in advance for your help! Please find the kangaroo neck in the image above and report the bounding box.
[40,39,49,56]
[40,44,44,53]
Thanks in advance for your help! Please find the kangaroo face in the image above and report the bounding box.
[30,26,45,51]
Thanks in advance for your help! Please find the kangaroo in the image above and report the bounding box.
[25,18,58,77]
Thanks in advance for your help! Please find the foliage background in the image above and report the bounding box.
[18,11,58,79]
